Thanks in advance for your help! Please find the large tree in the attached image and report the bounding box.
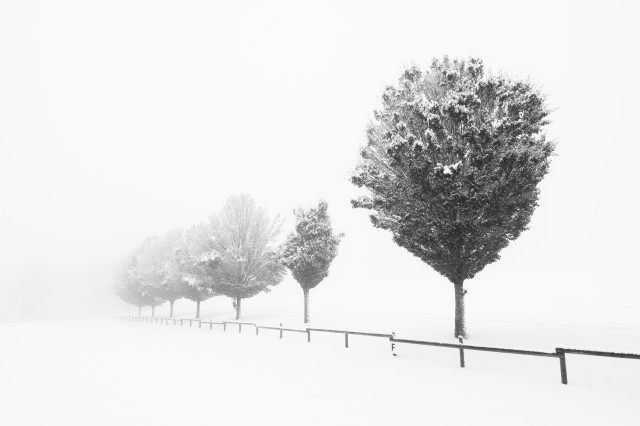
[352,57,555,338]
[208,194,286,320]
[282,201,343,323]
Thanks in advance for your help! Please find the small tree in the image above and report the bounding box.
[282,201,343,323]
[352,57,555,338]
[208,194,286,320]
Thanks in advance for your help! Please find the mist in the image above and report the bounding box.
[1,0,638,328]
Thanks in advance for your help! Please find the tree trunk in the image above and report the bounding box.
[454,281,467,338]
[303,287,310,323]
[169,300,174,318]
[151,305,155,317]
[196,300,201,319]
[235,297,241,320]
[138,306,141,316]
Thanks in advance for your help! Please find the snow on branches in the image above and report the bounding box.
[352,56,555,337]
[282,200,343,291]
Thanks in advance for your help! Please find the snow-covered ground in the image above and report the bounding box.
[2,318,640,426]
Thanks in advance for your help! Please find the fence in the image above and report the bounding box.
[114,315,640,385]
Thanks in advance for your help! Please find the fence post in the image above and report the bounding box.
[391,332,397,357]
[307,329,311,343]
[556,349,568,385]
[256,326,259,336]
[199,320,202,329]
[458,336,465,368]
[345,332,349,348]
[239,323,242,334]
[279,323,283,339]
[210,322,213,330]
[223,322,227,332]
[181,319,184,327]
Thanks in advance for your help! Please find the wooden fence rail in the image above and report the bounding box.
[307,327,393,348]
[116,315,640,385]
[256,324,308,339]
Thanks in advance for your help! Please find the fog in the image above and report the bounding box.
[1,0,638,327]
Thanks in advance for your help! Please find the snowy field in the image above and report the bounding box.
[2,318,640,426]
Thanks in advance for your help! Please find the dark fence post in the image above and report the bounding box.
[345,332,349,348]
[458,336,465,368]
[556,349,568,384]
[256,326,259,336]
[223,322,227,332]
[239,323,242,334]
[279,323,283,339]
[391,332,397,357]
[307,329,311,343]
[210,322,213,330]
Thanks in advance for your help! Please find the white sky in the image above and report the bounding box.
[1,0,638,326]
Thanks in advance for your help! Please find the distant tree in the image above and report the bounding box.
[352,57,555,338]
[282,201,343,323]
[113,255,159,316]
[154,229,188,318]
[208,194,286,320]
[176,224,218,319]
[133,236,168,317]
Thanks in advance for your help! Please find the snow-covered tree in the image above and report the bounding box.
[153,228,188,318]
[282,201,343,323]
[132,236,167,317]
[113,254,160,316]
[176,224,217,319]
[208,194,286,320]
[352,57,555,338]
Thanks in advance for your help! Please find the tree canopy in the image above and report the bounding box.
[282,200,342,290]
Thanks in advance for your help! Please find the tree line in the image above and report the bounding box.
[114,57,555,337]
[114,195,342,323]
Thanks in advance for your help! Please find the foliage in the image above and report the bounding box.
[352,57,554,285]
